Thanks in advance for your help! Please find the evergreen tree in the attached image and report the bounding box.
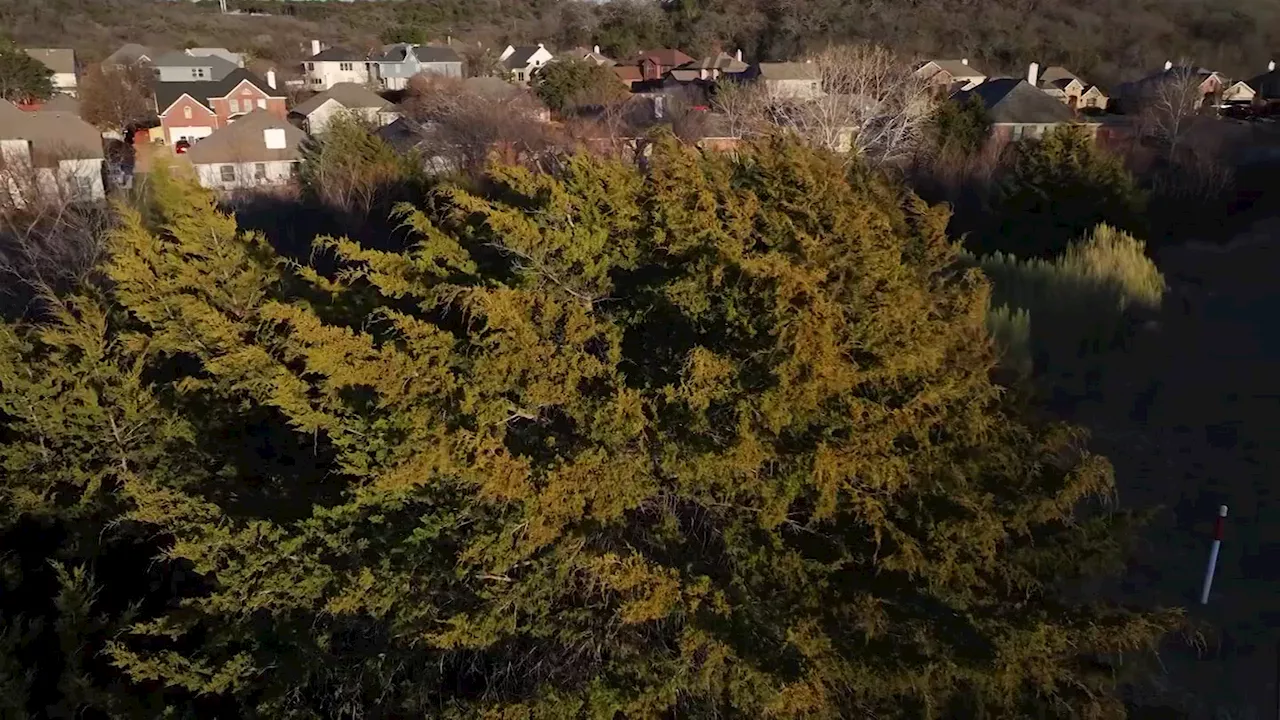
[533,57,628,114]
[930,94,992,157]
[0,137,1179,717]
[986,125,1146,258]
[0,41,54,103]
[298,113,425,217]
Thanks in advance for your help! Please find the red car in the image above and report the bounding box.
[174,139,191,154]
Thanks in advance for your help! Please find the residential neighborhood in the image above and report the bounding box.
[2,30,1279,201]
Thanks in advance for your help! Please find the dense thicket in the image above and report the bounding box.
[1,0,1277,85]
[0,137,1180,717]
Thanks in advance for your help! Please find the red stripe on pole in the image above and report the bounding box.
[1214,516,1225,540]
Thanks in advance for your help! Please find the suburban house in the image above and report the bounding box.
[1033,64,1108,111]
[104,43,159,68]
[952,77,1084,142]
[613,66,643,88]
[915,59,986,91]
[500,44,555,84]
[750,62,823,100]
[184,110,306,190]
[24,49,78,96]
[1118,62,1230,107]
[151,51,239,83]
[371,44,463,89]
[183,48,245,67]
[1221,80,1256,104]
[155,69,286,146]
[0,99,104,206]
[677,51,748,81]
[630,49,695,81]
[290,82,397,134]
[563,46,616,66]
[1247,62,1280,103]
[304,42,374,91]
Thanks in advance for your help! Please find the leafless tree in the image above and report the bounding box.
[712,45,936,165]
[404,74,564,176]
[79,62,156,136]
[1137,63,1205,159]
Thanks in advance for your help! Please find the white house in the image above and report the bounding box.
[371,44,463,90]
[289,82,397,134]
[184,110,307,190]
[0,99,104,207]
[24,49,78,96]
[303,41,373,91]
[499,44,554,84]
[751,62,823,100]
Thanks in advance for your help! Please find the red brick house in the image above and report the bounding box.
[154,69,286,146]
[631,49,695,81]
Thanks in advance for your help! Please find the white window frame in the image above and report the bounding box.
[219,165,236,183]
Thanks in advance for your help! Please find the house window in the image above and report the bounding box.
[229,98,239,113]
[191,68,205,79]
[307,62,314,71]
[183,106,193,119]
[257,99,267,109]
[219,165,236,183]
[340,62,353,71]
[254,163,267,180]
[311,77,323,86]
[515,70,525,82]
[1011,125,1025,139]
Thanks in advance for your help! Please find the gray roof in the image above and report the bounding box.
[503,46,544,69]
[291,82,393,116]
[684,52,747,73]
[152,51,239,78]
[104,43,157,67]
[922,59,985,78]
[185,109,307,165]
[310,47,366,62]
[184,48,244,66]
[462,76,520,99]
[1039,66,1079,86]
[954,78,1076,124]
[755,62,820,81]
[376,116,429,153]
[154,69,282,114]
[24,48,76,75]
[564,47,616,66]
[0,100,104,167]
[38,95,81,115]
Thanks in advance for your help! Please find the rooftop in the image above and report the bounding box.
[954,78,1077,124]
[184,110,307,165]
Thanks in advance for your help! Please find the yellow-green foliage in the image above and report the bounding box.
[974,223,1165,372]
[0,138,1179,717]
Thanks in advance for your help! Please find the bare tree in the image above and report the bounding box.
[714,45,935,165]
[404,74,564,176]
[79,62,155,136]
[1137,63,1205,159]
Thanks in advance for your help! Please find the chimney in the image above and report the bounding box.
[266,69,276,89]
[736,48,743,62]
[1270,60,1276,72]
[537,43,544,49]
[961,57,968,66]
[1164,60,1173,71]
[594,44,600,54]
[1027,61,1039,86]
[311,39,321,57]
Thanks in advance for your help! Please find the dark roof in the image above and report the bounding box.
[185,110,307,164]
[503,46,544,69]
[634,48,694,67]
[376,116,429,153]
[1248,69,1280,98]
[414,46,462,63]
[954,78,1076,124]
[155,68,282,115]
[291,82,393,115]
[310,47,365,62]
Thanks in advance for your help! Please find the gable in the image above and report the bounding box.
[216,79,268,100]
[161,93,217,118]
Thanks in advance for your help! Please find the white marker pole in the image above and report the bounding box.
[1200,504,1228,605]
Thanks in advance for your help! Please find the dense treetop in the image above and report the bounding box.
[0,138,1178,716]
